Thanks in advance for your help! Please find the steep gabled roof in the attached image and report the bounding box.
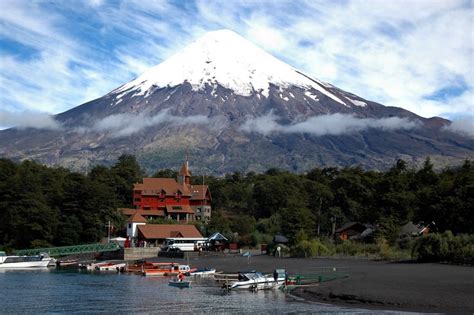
[134,178,191,196]
[137,224,203,239]
[190,185,211,201]
[129,212,147,223]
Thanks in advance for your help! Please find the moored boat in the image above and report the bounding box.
[143,263,194,277]
[0,251,54,269]
[78,262,99,271]
[95,262,126,272]
[188,268,216,276]
[126,261,163,273]
[169,279,191,288]
[226,270,286,291]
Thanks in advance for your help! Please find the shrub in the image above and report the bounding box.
[291,239,330,257]
[412,231,474,263]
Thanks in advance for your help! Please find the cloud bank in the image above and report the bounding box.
[443,117,474,138]
[87,109,210,137]
[0,110,61,130]
[240,112,419,136]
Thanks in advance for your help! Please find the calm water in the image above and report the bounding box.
[0,269,418,314]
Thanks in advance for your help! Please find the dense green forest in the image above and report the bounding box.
[0,155,472,254]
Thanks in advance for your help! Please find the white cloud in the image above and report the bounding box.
[0,110,62,130]
[88,109,210,137]
[240,112,419,136]
[443,117,474,138]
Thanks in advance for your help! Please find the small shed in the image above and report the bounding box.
[335,222,368,241]
[206,232,228,251]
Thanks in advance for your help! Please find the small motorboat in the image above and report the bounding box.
[95,262,126,272]
[0,252,54,269]
[226,270,286,291]
[188,268,216,276]
[169,279,191,288]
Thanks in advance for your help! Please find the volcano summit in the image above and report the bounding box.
[0,30,472,173]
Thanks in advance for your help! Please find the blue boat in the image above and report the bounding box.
[169,280,191,288]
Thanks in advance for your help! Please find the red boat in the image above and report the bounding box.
[142,263,195,277]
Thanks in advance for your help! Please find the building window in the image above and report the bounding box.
[128,223,131,228]
[196,208,201,213]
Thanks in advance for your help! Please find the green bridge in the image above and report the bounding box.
[15,243,120,256]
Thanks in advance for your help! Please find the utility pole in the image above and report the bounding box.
[317,198,322,236]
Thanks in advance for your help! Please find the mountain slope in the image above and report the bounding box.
[0,30,472,173]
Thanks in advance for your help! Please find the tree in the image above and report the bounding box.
[153,169,178,178]
[111,154,144,207]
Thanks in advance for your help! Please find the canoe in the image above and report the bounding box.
[169,280,191,288]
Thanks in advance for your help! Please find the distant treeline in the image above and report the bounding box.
[0,156,472,252]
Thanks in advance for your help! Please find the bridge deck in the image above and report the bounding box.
[15,243,120,256]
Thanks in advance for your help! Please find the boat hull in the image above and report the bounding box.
[189,268,216,276]
[169,280,191,288]
[95,263,126,271]
[0,259,52,268]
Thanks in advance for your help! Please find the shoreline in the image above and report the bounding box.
[150,253,474,314]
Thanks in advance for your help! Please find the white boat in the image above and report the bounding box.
[0,251,54,269]
[227,271,285,291]
[78,262,101,271]
[94,262,126,272]
[188,268,216,276]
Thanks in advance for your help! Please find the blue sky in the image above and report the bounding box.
[0,0,473,129]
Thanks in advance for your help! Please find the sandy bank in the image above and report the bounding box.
[150,253,474,314]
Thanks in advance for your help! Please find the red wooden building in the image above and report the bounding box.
[122,160,212,223]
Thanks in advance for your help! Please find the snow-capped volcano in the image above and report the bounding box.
[115,29,345,104]
[0,29,471,174]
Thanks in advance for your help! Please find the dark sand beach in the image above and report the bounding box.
[151,253,474,314]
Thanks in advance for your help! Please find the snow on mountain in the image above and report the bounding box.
[114,29,346,105]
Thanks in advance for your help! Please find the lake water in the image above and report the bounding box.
[0,269,418,314]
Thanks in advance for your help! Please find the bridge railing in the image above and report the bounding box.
[15,243,120,256]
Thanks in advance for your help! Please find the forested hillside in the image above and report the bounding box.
[0,155,472,252]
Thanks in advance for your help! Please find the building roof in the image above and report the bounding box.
[120,208,166,217]
[165,204,194,214]
[190,185,210,201]
[400,222,420,236]
[134,178,191,196]
[208,232,228,241]
[273,234,289,244]
[129,212,147,223]
[335,222,367,233]
[137,224,203,240]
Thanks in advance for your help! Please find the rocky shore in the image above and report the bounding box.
[150,252,474,314]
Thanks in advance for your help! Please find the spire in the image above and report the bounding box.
[177,155,191,185]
